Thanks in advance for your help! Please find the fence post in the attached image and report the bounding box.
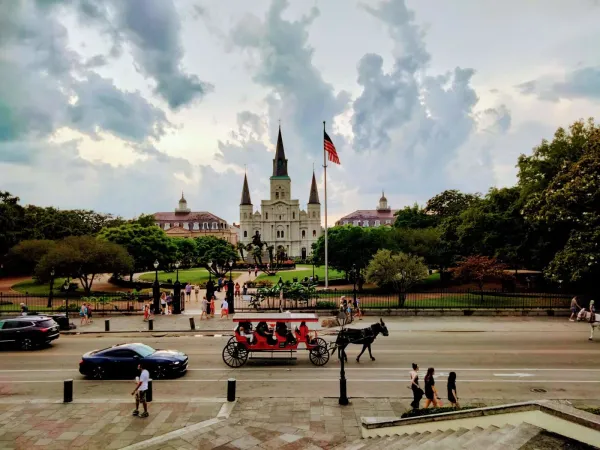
[148,319,153,331]
[104,319,110,332]
[189,317,195,330]
[147,380,153,402]
[64,379,73,403]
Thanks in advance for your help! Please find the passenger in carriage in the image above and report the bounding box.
[256,321,277,345]
[275,322,296,345]
[296,321,309,342]
[239,324,254,344]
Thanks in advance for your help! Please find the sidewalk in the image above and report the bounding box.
[0,397,598,450]
[63,314,580,335]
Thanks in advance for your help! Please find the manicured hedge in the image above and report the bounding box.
[401,406,475,419]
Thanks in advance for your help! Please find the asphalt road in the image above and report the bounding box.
[1,319,600,402]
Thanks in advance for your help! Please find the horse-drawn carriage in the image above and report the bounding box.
[221,312,330,368]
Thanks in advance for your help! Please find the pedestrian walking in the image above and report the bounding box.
[254,265,258,277]
[354,297,362,320]
[217,277,223,292]
[221,298,229,319]
[424,367,441,408]
[242,282,248,296]
[248,267,251,277]
[570,296,582,321]
[447,372,459,408]
[185,283,192,301]
[143,304,150,321]
[235,282,241,297]
[86,303,93,323]
[210,296,216,318]
[79,303,88,326]
[589,300,596,323]
[132,363,150,418]
[200,296,208,320]
[160,292,167,314]
[409,363,423,410]
[166,293,173,315]
[20,303,29,315]
[194,285,200,302]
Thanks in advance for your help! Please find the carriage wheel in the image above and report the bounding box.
[309,342,330,366]
[226,336,236,345]
[222,342,249,368]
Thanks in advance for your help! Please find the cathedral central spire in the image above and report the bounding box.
[240,173,252,206]
[272,125,289,178]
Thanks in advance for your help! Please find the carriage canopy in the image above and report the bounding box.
[232,312,319,323]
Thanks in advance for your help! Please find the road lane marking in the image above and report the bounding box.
[2,379,600,383]
[494,373,535,378]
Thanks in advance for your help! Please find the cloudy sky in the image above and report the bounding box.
[1,0,599,224]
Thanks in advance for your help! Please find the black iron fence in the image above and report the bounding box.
[0,292,153,315]
[243,288,575,311]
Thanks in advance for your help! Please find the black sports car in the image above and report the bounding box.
[79,343,188,379]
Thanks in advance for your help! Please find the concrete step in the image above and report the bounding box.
[454,426,485,446]
[416,428,458,449]
[489,423,542,450]
[391,431,422,448]
[433,427,470,448]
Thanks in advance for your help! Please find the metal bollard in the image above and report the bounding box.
[104,319,110,332]
[148,319,153,331]
[189,317,195,330]
[64,379,73,403]
[227,378,236,402]
[146,380,153,402]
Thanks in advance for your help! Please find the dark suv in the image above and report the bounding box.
[0,316,60,350]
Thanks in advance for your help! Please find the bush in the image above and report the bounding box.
[0,301,13,306]
[400,406,475,419]
[316,301,337,309]
[57,303,79,312]
[583,408,600,416]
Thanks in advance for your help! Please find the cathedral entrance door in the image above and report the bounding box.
[301,247,307,260]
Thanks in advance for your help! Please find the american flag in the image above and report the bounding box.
[324,131,340,165]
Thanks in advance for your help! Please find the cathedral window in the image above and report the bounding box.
[276,192,279,199]
[279,215,282,220]
[277,231,280,238]
[244,231,247,237]
[244,213,247,219]
[293,212,295,219]
[302,230,306,239]
[312,230,316,237]
[281,230,284,238]
[266,213,268,219]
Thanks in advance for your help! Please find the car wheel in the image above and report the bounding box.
[91,365,106,380]
[20,338,34,351]
[153,365,167,379]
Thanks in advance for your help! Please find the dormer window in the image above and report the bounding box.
[374,220,380,226]
[353,220,360,226]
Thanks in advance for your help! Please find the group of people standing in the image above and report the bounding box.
[409,363,459,410]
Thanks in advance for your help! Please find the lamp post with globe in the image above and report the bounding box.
[152,260,160,314]
[173,261,182,314]
[47,269,55,309]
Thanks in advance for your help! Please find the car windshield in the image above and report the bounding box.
[129,344,156,357]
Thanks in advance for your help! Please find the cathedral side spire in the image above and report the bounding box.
[240,173,252,206]
[272,125,289,178]
[308,171,320,204]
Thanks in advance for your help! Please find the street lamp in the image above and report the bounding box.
[278,276,284,312]
[227,260,235,314]
[47,269,55,309]
[153,260,160,314]
[352,264,357,308]
[173,261,182,314]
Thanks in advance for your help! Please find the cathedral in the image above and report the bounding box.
[239,126,322,259]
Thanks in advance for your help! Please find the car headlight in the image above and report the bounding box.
[172,361,180,365]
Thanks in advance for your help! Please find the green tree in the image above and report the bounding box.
[312,226,390,288]
[389,227,442,267]
[425,189,480,218]
[21,206,124,240]
[194,236,238,277]
[394,203,439,229]
[7,240,56,275]
[98,223,176,279]
[133,214,157,227]
[35,236,133,294]
[366,249,428,306]
[173,238,197,268]
[0,191,24,262]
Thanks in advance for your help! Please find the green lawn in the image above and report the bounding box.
[12,278,71,296]
[256,264,345,283]
[138,268,243,285]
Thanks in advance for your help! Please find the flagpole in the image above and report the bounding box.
[323,121,329,289]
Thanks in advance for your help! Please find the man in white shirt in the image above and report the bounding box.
[221,299,229,319]
[132,363,150,417]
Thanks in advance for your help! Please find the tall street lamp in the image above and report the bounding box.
[47,269,55,309]
[227,261,235,314]
[173,260,182,314]
[152,260,160,314]
[352,264,357,308]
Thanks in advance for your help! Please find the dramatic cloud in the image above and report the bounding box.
[517,66,600,102]
[230,0,351,155]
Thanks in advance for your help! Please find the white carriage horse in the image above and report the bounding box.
[577,310,600,340]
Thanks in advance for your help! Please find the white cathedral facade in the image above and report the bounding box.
[239,126,322,259]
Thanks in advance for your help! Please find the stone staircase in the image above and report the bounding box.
[334,422,543,449]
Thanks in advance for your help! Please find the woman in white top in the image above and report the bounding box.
[200,296,208,320]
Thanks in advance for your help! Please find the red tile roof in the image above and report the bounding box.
[153,211,227,223]
[336,209,398,224]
